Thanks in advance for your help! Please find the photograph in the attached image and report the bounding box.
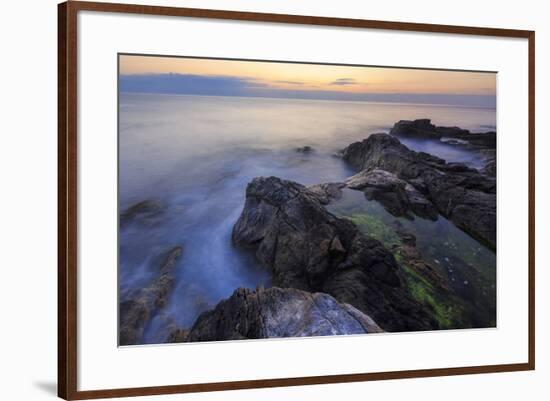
[117,54,497,346]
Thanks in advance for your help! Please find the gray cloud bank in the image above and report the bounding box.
[119,73,496,108]
[329,78,358,86]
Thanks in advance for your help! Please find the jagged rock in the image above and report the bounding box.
[120,199,163,227]
[119,246,183,345]
[232,176,438,331]
[434,125,471,137]
[186,287,383,342]
[390,119,442,139]
[342,134,496,250]
[307,182,345,205]
[345,169,438,220]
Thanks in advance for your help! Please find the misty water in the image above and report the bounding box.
[119,93,496,343]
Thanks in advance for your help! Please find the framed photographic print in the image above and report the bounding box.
[58,1,535,399]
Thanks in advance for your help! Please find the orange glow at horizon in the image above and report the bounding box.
[119,55,496,96]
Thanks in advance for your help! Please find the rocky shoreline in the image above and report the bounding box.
[119,119,496,344]
[390,119,496,177]
[342,132,496,250]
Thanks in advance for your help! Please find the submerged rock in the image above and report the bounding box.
[119,246,183,345]
[295,145,314,153]
[120,199,163,227]
[345,169,438,220]
[391,221,445,289]
[232,176,438,332]
[186,287,383,342]
[342,134,496,250]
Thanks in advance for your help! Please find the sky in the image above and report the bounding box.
[119,55,497,108]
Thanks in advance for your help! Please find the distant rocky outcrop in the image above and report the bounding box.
[185,287,382,342]
[342,134,496,250]
[295,145,314,153]
[390,119,496,148]
[119,246,182,345]
[390,119,444,140]
[232,176,438,332]
[390,119,496,177]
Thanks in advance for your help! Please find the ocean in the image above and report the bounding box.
[118,92,496,343]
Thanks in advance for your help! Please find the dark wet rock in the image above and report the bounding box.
[295,145,314,153]
[481,157,496,177]
[390,119,442,139]
[345,169,438,220]
[119,246,183,345]
[390,119,496,150]
[186,287,382,342]
[232,176,438,331]
[120,199,163,227]
[478,148,496,177]
[390,119,496,177]
[390,119,497,176]
[417,151,446,165]
[307,182,345,205]
[439,129,497,177]
[482,160,496,177]
[342,134,496,250]
[434,125,471,137]
[460,132,496,149]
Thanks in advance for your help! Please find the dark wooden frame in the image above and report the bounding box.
[58,1,536,399]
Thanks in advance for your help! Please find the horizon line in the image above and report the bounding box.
[118,90,497,110]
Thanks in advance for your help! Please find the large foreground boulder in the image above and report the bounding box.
[232,176,438,332]
[342,134,496,250]
[119,246,182,345]
[186,287,383,342]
